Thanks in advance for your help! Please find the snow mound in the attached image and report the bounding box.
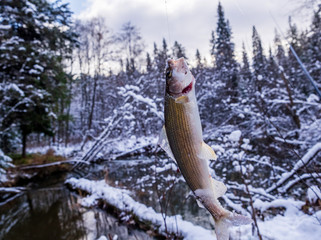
[66,177,215,240]
[307,185,321,204]
[229,130,242,142]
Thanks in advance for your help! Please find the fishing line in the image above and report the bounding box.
[269,11,321,99]
[164,0,171,46]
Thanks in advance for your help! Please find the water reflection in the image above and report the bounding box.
[1,187,86,240]
[0,184,154,240]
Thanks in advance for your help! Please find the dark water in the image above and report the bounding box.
[0,161,158,240]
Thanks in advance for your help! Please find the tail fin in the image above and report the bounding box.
[214,211,252,240]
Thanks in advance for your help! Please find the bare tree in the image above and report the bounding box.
[118,22,145,75]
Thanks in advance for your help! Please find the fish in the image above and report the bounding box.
[158,58,252,240]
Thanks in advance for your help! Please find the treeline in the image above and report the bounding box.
[0,0,320,161]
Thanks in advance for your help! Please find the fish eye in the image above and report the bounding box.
[166,70,172,79]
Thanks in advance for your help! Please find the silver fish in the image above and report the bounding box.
[159,58,252,240]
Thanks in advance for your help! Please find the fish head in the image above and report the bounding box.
[165,58,195,99]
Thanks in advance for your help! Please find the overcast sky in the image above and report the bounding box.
[64,0,314,63]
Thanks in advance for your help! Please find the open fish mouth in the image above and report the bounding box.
[167,80,193,96]
[182,81,193,94]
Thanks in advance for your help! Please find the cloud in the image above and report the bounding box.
[71,0,311,63]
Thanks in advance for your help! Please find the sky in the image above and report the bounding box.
[63,0,315,64]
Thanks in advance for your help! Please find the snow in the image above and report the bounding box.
[151,162,177,173]
[307,94,319,103]
[232,161,246,173]
[96,236,108,240]
[211,144,225,154]
[253,198,305,215]
[0,149,13,183]
[307,185,321,204]
[292,142,321,172]
[8,83,24,97]
[33,64,44,72]
[26,144,78,158]
[0,24,11,30]
[28,69,40,75]
[66,177,216,240]
[238,210,321,240]
[231,198,321,240]
[228,130,242,142]
[0,187,26,193]
[267,142,321,193]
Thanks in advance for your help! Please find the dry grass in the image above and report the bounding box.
[10,148,65,166]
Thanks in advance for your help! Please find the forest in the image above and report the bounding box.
[0,0,321,240]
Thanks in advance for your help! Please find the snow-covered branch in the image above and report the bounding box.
[267,142,321,193]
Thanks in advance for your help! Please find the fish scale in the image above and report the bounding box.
[165,94,210,191]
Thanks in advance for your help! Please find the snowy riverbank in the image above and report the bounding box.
[66,177,321,240]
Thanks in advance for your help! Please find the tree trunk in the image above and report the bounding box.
[280,71,301,128]
[22,131,27,158]
[88,75,98,130]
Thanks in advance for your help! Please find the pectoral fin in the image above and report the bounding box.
[211,178,227,198]
[196,199,205,209]
[198,142,217,161]
[175,95,188,104]
[158,126,176,162]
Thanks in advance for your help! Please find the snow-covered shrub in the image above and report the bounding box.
[0,149,13,183]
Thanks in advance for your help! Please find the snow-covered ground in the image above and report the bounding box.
[67,177,321,240]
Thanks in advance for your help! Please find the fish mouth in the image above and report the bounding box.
[167,80,193,97]
[182,81,193,94]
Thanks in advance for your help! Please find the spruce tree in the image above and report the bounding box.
[195,49,202,68]
[306,6,321,88]
[209,30,215,64]
[214,2,238,100]
[287,17,307,94]
[252,26,267,92]
[239,43,252,97]
[154,38,169,75]
[146,52,152,73]
[274,30,288,70]
[0,0,76,156]
[172,41,187,59]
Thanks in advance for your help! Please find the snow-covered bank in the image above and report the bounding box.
[27,135,158,163]
[66,177,215,240]
[66,177,321,240]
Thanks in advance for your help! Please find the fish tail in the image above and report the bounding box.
[213,211,252,240]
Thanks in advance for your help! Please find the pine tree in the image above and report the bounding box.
[209,30,215,64]
[274,30,288,70]
[0,0,76,156]
[287,17,307,94]
[306,6,321,88]
[266,47,279,88]
[154,38,169,75]
[252,26,267,92]
[214,2,238,99]
[172,41,187,59]
[146,52,152,72]
[239,43,252,97]
[195,49,202,68]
